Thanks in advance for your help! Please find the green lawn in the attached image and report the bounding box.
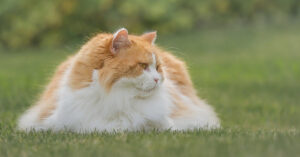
[0,24,300,157]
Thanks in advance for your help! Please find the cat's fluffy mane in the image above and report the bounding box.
[18,28,220,132]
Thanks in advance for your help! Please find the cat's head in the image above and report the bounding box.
[97,28,164,97]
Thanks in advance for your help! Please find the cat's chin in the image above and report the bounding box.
[134,86,157,98]
[135,86,156,92]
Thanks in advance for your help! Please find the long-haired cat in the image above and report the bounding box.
[18,28,220,132]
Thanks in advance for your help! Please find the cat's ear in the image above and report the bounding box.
[141,31,157,45]
[110,28,131,55]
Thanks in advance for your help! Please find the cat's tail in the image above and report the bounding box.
[171,99,221,131]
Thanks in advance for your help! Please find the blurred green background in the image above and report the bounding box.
[1,0,300,157]
[1,0,300,49]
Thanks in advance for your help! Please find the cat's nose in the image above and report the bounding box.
[154,78,159,83]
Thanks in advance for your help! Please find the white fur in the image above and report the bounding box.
[18,54,220,132]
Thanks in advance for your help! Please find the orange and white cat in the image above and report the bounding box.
[18,28,220,132]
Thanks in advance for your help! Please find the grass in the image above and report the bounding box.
[0,23,300,157]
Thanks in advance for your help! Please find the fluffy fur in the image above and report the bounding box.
[18,28,220,132]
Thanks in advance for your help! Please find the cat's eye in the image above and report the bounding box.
[139,63,149,70]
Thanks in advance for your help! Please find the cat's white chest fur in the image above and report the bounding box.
[42,69,173,132]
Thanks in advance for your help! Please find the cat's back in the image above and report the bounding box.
[158,50,198,98]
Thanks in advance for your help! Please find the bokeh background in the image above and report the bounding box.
[1,0,300,157]
[1,0,300,48]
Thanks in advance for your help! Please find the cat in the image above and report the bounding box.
[18,28,220,132]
